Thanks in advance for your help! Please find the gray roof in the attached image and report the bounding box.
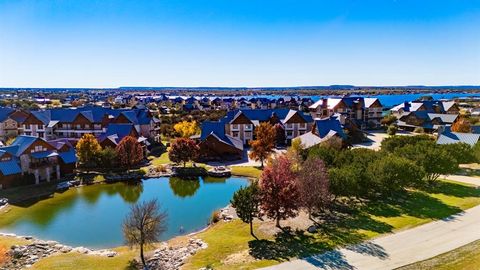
[437,132,480,146]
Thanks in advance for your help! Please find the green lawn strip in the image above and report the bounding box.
[31,246,138,270]
[0,235,31,248]
[230,166,262,179]
[396,240,480,270]
[183,179,480,269]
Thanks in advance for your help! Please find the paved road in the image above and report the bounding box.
[261,175,480,270]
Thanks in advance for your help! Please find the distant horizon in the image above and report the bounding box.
[1,84,480,90]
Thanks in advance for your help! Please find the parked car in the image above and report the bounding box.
[56,182,71,192]
[0,198,8,206]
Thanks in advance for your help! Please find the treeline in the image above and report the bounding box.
[232,135,479,238]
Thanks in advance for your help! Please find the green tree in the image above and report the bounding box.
[76,134,102,168]
[395,141,458,184]
[381,135,433,153]
[381,114,397,127]
[328,166,360,201]
[230,183,261,239]
[439,143,476,164]
[387,124,398,135]
[98,147,118,168]
[367,155,425,195]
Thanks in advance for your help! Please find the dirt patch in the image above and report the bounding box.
[221,249,256,266]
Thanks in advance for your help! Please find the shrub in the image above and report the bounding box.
[413,127,424,133]
[387,124,398,135]
[210,210,221,224]
[0,245,9,266]
[381,114,397,126]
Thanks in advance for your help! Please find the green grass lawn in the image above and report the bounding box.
[396,240,480,270]
[31,246,138,270]
[149,150,171,166]
[230,166,263,179]
[182,179,480,270]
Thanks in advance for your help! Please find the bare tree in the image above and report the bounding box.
[123,199,167,268]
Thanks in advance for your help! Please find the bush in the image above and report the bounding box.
[0,245,9,266]
[381,114,397,126]
[387,124,398,135]
[367,155,425,195]
[381,135,433,153]
[210,210,221,224]
[155,164,167,173]
[413,127,424,134]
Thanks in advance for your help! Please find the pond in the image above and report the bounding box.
[0,177,249,249]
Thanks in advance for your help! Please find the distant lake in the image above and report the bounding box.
[0,177,249,249]
[229,92,480,107]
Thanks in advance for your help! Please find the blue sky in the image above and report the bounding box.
[0,0,479,87]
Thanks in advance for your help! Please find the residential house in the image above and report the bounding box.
[0,108,28,142]
[390,100,460,117]
[309,97,383,129]
[396,111,459,132]
[295,116,346,148]
[0,135,77,189]
[20,107,161,142]
[198,121,243,161]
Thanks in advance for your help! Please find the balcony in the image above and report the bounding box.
[30,159,58,169]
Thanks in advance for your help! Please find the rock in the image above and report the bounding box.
[60,246,73,253]
[307,225,317,233]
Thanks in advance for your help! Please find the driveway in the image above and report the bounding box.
[261,175,480,270]
[352,131,413,151]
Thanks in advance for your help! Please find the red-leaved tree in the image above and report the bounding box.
[297,157,331,219]
[168,138,199,167]
[116,136,144,169]
[259,154,300,229]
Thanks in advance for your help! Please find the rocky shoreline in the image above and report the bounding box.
[0,233,117,270]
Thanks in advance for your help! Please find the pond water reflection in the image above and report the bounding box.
[1,177,249,248]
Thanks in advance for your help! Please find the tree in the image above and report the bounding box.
[451,118,472,133]
[440,143,476,164]
[168,138,199,167]
[97,146,118,168]
[173,121,199,138]
[395,141,458,184]
[273,123,286,147]
[249,122,276,168]
[116,136,144,169]
[381,134,433,153]
[387,124,398,136]
[328,166,360,201]
[259,154,300,229]
[76,134,102,168]
[297,157,331,219]
[230,183,261,239]
[380,114,397,127]
[123,199,167,268]
[367,155,425,195]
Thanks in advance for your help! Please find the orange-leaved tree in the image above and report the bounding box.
[168,138,199,167]
[249,122,276,168]
[116,136,144,169]
[451,118,472,133]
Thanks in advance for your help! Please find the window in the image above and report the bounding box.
[231,124,239,130]
[25,132,31,136]
[286,123,293,129]
[85,124,90,129]
[299,123,306,129]
[232,131,239,137]
[38,124,44,130]
[245,124,252,130]
[24,124,31,130]
[77,124,81,129]
[287,131,293,137]
[245,131,252,138]
[38,132,44,138]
